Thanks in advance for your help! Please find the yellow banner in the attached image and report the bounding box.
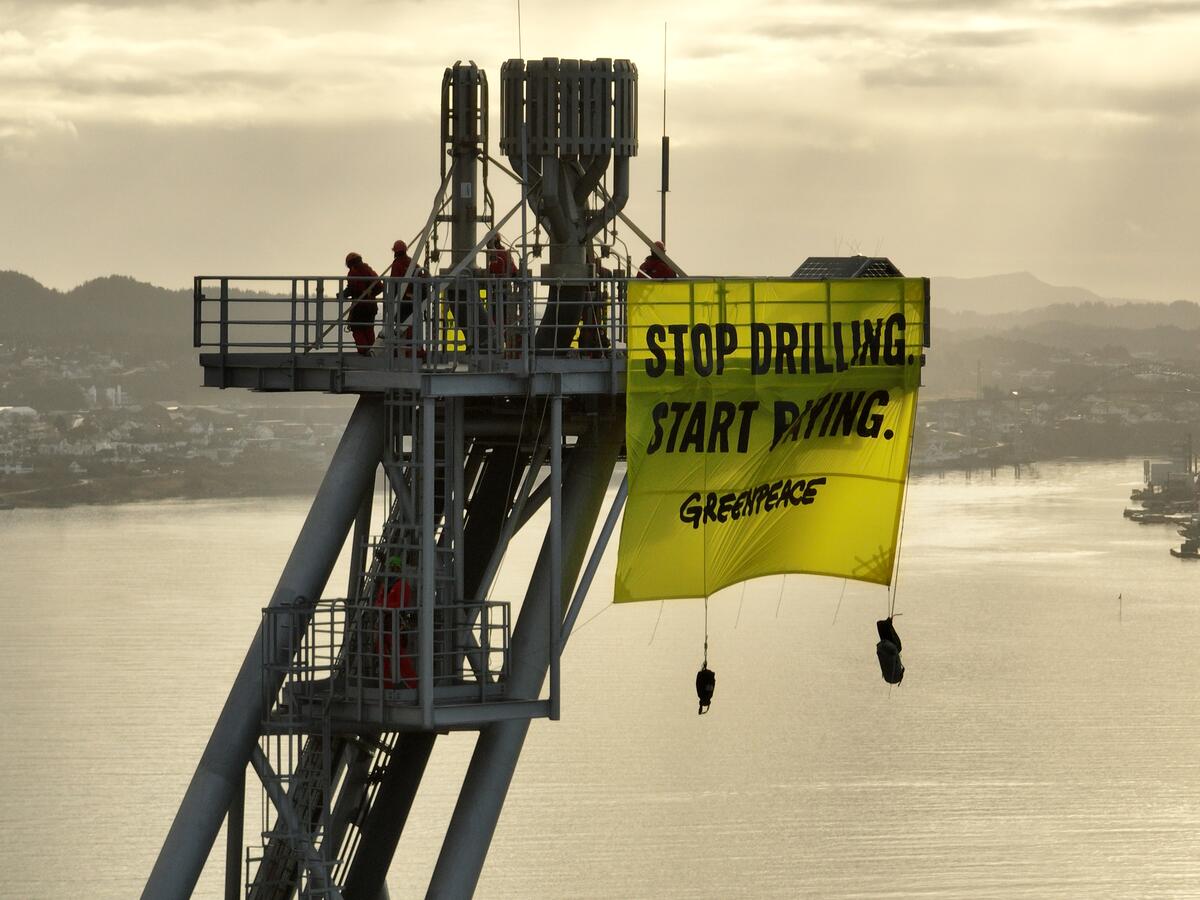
[614,278,927,602]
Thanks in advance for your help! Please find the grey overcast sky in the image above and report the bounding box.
[2,0,1198,299]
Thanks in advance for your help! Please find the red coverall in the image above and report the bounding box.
[637,253,677,279]
[373,576,417,688]
[388,252,424,325]
[487,246,519,346]
[487,246,518,277]
[345,260,383,354]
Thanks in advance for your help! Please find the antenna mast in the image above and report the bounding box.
[660,22,669,244]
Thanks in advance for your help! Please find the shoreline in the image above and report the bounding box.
[0,466,327,510]
[0,452,1145,510]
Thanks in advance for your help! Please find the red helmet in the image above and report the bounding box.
[345,251,362,267]
[392,239,407,255]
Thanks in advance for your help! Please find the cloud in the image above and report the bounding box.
[12,0,391,7]
[0,29,32,50]
[0,0,526,130]
[861,52,1004,89]
[0,112,77,160]
[1104,83,1200,120]
[12,68,298,100]
[927,27,1039,48]
[748,20,875,42]
[1057,0,1200,24]
[858,0,1030,10]
[677,39,743,60]
[1,0,1199,302]
[0,9,444,128]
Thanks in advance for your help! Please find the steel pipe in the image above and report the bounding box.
[143,395,386,900]
[426,412,622,898]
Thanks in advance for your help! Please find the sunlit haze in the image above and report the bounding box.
[3,0,1198,298]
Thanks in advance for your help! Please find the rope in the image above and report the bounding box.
[302,181,453,354]
[888,395,920,619]
[734,581,746,629]
[485,390,541,603]
[649,600,665,646]
[501,390,534,511]
[702,595,709,667]
[831,578,847,625]
[572,601,612,636]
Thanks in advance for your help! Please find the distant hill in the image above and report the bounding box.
[921,274,1200,399]
[932,271,1125,315]
[927,272,1200,377]
[1003,319,1200,359]
[939,300,1200,332]
[5,268,1196,374]
[0,272,192,354]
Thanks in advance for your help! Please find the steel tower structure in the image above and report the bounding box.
[143,58,647,900]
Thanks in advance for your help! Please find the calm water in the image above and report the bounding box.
[2,460,1199,899]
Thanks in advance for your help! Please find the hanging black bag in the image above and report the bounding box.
[875,617,904,685]
[695,666,716,715]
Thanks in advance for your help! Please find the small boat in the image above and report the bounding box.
[1171,544,1200,558]
[1131,509,1197,524]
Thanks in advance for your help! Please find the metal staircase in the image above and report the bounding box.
[243,384,552,898]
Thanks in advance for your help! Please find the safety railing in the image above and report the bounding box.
[194,273,630,380]
[262,596,511,728]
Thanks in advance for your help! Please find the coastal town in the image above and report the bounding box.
[915,381,1200,473]
[0,340,349,506]
[4,324,1200,507]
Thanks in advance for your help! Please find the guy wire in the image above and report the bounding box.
[888,396,920,618]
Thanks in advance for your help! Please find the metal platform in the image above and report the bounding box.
[194,273,629,397]
[260,595,543,735]
[199,350,625,395]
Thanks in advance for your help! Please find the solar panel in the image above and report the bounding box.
[791,256,904,279]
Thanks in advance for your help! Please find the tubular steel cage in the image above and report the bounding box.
[262,597,512,732]
[193,273,629,379]
[151,53,638,900]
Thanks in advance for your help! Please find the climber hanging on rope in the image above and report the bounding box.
[696,596,716,714]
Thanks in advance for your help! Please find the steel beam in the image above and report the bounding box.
[462,446,526,599]
[561,474,627,646]
[143,395,386,900]
[420,397,435,730]
[426,412,622,899]
[322,742,375,880]
[250,747,343,899]
[340,733,436,900]
[224,769,244,900]
[347,484,375,600]
[472,440,548,605]
[197,352,628,397]
[549,395,562,720]
[249,735,348,899]
[337,438,532,896]
[514,476,550,532]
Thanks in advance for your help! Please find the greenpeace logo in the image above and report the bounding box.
[679,477,826,530]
